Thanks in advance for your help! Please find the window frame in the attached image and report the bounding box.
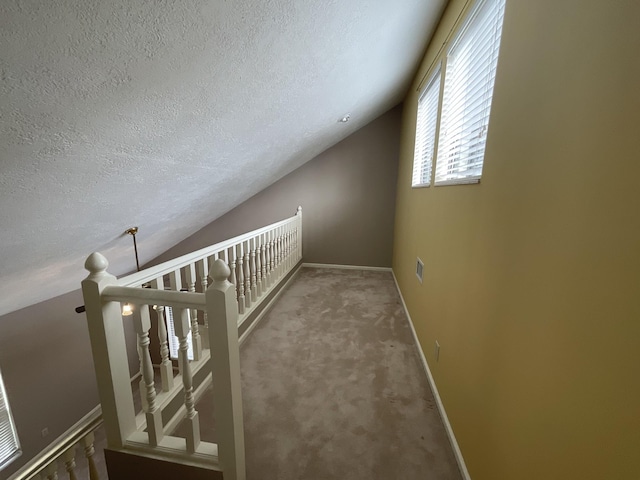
[411,0,506,188]
[0,368,21,471]
[411,66,443,188]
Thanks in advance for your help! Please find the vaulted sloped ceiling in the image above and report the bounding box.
[0,0,446,316]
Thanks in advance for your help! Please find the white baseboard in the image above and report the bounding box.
[302,262,392,272]
[238,263,303,345]
[391,270,471,480]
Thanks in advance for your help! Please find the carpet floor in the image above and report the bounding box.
[190,267,462,480]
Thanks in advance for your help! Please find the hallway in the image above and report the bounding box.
[179,267,461,479]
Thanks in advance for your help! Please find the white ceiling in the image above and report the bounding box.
[0,0,446,316]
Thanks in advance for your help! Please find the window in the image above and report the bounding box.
[412,0,506,187]
[165,306,194,361]
[0,369,20,470]
[435,0,505,185]
[412,68,441,187]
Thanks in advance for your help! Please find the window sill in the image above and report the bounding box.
[434,177,481,187]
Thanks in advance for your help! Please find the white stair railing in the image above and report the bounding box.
[7,408,102,480]
[79,208,302,480]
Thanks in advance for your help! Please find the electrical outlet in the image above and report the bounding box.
[41,427,49,438]
[435,341,440,362]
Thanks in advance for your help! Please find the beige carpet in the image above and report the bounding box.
[192,267,462,480]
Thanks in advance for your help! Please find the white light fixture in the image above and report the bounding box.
[122,303,133,316]
[121,226,141,316]
[339,114,350,123]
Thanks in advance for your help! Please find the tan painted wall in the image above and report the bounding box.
[392,0,640,479]
[150,105,401,268]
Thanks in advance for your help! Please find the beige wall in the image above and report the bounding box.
[392,0,640,479]
[0,293,140,480]
[0,291,99,480]
[151,105,402,268]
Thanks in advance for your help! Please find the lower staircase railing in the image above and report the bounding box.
[7,406,102,480]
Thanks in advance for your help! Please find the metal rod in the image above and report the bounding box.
[132,232,140,272]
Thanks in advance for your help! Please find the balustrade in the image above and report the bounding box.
[72,208,302,480]
[9,409,103,480]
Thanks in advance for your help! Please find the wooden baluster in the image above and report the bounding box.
[271,229,278,280]
[284,228,289,272]
[297,205,303,261]
[44,461,58,480]
[228,247,238,301]
[265,232,272,289]
[83,432,100,480]
[136,340,148,413]
[63,446,78,480]
[280,227,286,276]
[133,305,163,446]
[291,228,296,265]
[185,263,202,360]
[197,257,210,349]
[291,227,296,265]
[236,244,246,314]
[276,228,283,279]
[294,227,299,262]
[289,229,294,268]
[289,228,294,268]
[254,235,262,298]
[285,229,291,271]
[206,260,246,480]
[174,307,201,453]
[283,228,288,271]
[244,240,252,308]
[152,277,174,392]
[282,229,288,272]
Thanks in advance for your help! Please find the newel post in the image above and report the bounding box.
[81,252,136,448]
[206,260,246,480]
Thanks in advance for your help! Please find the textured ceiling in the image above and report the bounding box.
[0,0,446,316]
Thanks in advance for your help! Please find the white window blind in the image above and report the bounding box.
[165,306,194,361]
[0,370,20,470]
[412,68,441,187]
[435,0,505,185]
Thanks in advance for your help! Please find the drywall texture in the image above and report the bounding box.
[393,0,640,479]
[151,106,402,268]
[0,0,447,317]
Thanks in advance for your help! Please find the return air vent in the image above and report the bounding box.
[416,257,424,284]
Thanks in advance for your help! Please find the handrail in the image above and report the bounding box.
[7,406,102,480]
[119,214,298,288]
[101,286,205,309]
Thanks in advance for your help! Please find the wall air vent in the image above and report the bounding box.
[416,257,424,284]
